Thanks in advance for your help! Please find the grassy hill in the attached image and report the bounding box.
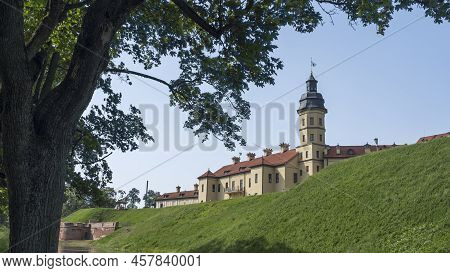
[0,226,7,252]
[64,138,450,252]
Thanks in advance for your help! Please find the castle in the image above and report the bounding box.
[156,73,395,208]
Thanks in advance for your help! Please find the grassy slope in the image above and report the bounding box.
[65,138,449,252]
[0,226,8,252]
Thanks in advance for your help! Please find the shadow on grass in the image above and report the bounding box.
[189,236,302,253]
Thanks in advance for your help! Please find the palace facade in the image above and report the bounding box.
[157,73,395,207]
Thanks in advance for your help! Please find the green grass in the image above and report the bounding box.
[65,138,450,252]
[0,226,8,252]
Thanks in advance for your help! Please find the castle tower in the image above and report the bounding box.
[296,72,327,176]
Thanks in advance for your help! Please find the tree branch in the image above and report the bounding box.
[35,0,145,137]
[106,68,172,89]
[172,0,222,39]
[40,52,60,101]
[26,0,65,60]
[75,152,113,165]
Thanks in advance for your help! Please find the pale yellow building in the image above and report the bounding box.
[197,73,393,203]
[155,185,199,208]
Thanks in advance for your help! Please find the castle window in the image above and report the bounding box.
[212,184,216,192]
[302,135,305,143]
[268,173,272,183]
[240,180,244,190]
[232,181,235,190]
[316,150,320,158]
[225,182,229,189]
[201,184,204,192]
[319,118,323,126]
[249,178,251,188]
[306,166,309,173]
[275,173,280,183]
[300,170,303,176]
[294,173,298,183]
[310,134,314,141]
[319,134,323,142]
[309,117,314,125]
[306,151,309,158]
[255,173,258,183]
[302,119,305,126]
[218,184,221,192]
[316,166,320,172]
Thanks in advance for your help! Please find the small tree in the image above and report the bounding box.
[143,190,160,208]
[126,188,141,209]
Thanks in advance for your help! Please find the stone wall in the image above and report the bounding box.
[59,222,118,241]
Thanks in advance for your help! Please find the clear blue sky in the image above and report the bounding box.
[89,9,450,201]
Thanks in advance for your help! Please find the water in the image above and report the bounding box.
[58,240,94,253]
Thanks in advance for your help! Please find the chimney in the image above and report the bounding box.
[263,148,273,156]
[364,143,371,154]
[336,144,341,155]
[193,183,199,191]
[246,152,256,161]
[279,142,290,153]
[232,156,240,164]
[325,145,330,155]
[176,186,181,193]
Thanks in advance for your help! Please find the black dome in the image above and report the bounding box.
[297,73,327,113]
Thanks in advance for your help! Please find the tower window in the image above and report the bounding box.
[212,184,216,192]
[309,117,314,125]
[232,181,235,190]
[218,184,221,192]
[268,173,272,183]
[249,178,251,188]
[319,134,323,142]
[306,166,309,173]
[306,151,309,158]
[316,151,320,158]
[225,182,229,189]
[302,119,305,126]
[316,166,320,172]
[300,170,303,176]
[294,173,298,183]
[302,135,305,143]
[299,152,303,159]
[255,173,258,183]
[310,134,314,141]
[275,173,280,183]
[319,118,323,126]
[202,184,204,192]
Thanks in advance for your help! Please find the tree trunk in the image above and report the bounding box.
[0,0,144,252]
[7,138,70,252]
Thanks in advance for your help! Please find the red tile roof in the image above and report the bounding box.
[417,132,449,143]
[200,149,298,178]
[156,190,199,201]
[197,170,216,179]
[324,145,393,158]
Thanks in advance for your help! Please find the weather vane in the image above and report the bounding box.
[310,58,317,74]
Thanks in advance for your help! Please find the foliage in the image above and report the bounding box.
[126,188,141,209]
[62,186,117,217]
[65,138,450,252]
[143,190,160,208]
[0,226,8,253]
[0,187,7,226]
